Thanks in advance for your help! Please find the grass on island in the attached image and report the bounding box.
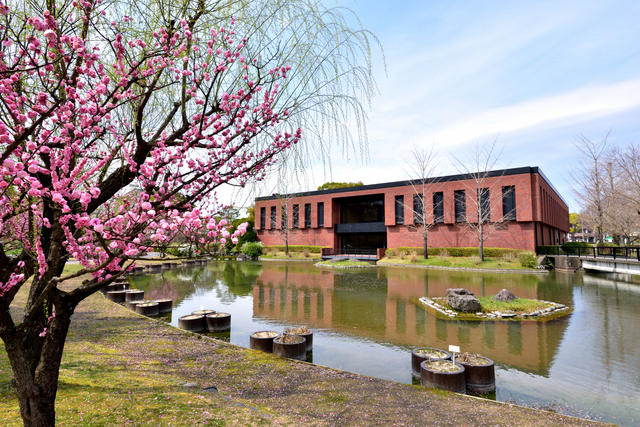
[379,254,535,270]
[431,296,553,316]
[316,260,374,267]
[476,296,550,313]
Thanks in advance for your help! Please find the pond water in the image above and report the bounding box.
[130,261,640,426]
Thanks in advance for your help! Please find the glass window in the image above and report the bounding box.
[372,200,384,222]
[478,188,490,222]
[281,207,287,229]
[502,186,516,220]
[395,196,404,224]
[433,192,444,223]
[340,196,385,223]
[413,194,424,224]
[260,207,266,230]
[293,204,299,228]
[270,206,276,229]
[305,203,311,227]
[317,202,324,227]
[454,190,466,222]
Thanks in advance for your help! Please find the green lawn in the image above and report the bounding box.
[379,255,536,270]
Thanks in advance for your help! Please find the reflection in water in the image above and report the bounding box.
[251,265,566,377]
[132,262,640,426]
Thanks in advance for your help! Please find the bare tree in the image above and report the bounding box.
[616,143,640,214]
[275,192,297,256]
[569,132,613,245]
[401,145,442,258]
[271,166,305,256]
[450,139,514,262]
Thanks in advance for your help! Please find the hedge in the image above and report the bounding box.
[394,247,526,257]
[264,245,328,253]
[562,242,592,248]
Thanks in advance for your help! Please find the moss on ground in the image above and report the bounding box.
[0,274,607,426]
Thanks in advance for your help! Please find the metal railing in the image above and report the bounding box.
[537,246,640,261]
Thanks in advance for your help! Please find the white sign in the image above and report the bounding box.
[449,345,460,353]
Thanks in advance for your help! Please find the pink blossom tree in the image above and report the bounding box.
[0,0,312,424]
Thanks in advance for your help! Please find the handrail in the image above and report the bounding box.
[537,246,640,261]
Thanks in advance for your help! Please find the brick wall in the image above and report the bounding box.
[255,169,568,252]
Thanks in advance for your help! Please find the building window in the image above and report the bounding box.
[260,207,266,230]
[454,190,466,222]
[413,194,424,224]
[478,188,490,222]
[395,196,404,224]
[317,202,324,227]
[293,204,299,228]
[340,195,384,223]
[433,192,444,223]
[305,203,311,227]
[281,207,288,229]
[270,206,276,229]
[502,186,516,220]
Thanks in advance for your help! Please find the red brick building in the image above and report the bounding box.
[254,167,569,253]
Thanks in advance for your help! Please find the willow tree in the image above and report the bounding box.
[0,1,380,426]
[116,0,382,173]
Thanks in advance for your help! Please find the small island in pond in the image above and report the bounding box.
[418,288,572,321]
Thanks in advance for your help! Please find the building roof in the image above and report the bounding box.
[256,166,567,207]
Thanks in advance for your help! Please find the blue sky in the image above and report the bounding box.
[235,0,640,212]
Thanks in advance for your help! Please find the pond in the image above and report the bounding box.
[130,261,640,426]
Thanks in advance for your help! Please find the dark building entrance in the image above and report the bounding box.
[335,194,387,253]
[340,233,387,252]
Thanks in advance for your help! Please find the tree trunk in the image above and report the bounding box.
[1,294,73,427]
[478,222,485,262]
[423,227,428,259]
[285,229,289,255]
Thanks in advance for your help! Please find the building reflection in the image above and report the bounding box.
[253,264,572,376]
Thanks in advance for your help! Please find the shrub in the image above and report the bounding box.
[469,255,481,265]
[502,252,516,261]
[562,242,592,248]
[241,242,264,257]
[561,241,592,255]
[303,249,310,258]
[409,250,418,263]
[537,245,560,255]
[397,247,524,258]
[518,251,538,268]
[439,248,450,258]
[166,246,190,257]
[398,250,407,260]
[264,245,326,253]
[385,248,396,258]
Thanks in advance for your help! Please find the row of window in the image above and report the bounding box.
[259,186,517,229]
[394,186,516,224]
[260,202,325,230]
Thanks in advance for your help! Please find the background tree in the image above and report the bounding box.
[450,139,514,262]
[317,181,364,190]
[401,145,441,259]
[569,212,582,241]
[0,0,380,424]
[569,133,613,246]
[616,143,640,216]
